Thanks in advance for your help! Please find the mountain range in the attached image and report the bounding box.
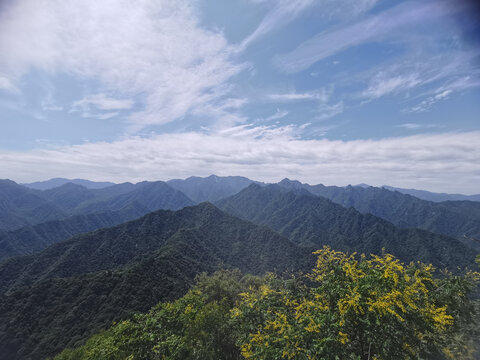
[0,203,308,359]
[217,184,474,269]
[382,185,480,202]
[277,178,480,251]
[23,178,116,190]
[167,175,256,202]
[0,175,479,359]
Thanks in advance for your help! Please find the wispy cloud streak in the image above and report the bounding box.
[274,0,463,73]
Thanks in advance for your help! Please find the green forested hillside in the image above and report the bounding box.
[0,203,310,359]
[217,184,476,269]
[1,179,479,359]
[53,251,480,360]
[0,180,193,230]
[73,181,195,214]
[0,179,67,231]
[0,180,195,258]
[278,179,480,250]
[0,202,148,262]
[42,183,97,210]
[0,203,307,295]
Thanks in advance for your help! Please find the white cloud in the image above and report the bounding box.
[406,90,452,113]
[396,123,440,130]
[274,0,460,74]
[267,89,342,120]
[41,103,63,111]
[81,111,120,120]
[3,130,480,194]
[0,75,19,93]
[239,0,315,50]
[267,90,328,102]
[261,109,289,122]
[362,73,422,100]
[72,94,134,111]
[351,43,480,107]
[0,0,246,129]
[405,73,480,112]
[316,101,343,120]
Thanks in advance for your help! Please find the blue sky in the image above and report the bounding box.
[0,0,479,193]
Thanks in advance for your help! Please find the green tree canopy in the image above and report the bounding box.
[54,248,480,360]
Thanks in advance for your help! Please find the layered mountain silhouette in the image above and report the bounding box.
[1,175,479,359]
[277,179,480,251]
[0,203,309,359]
[382,185,480,202]
[0,203,148,262]
[0,180,66,231]
[23,178,116,190]
[1,180,193,227]
[217,184,475,269]
[167,174,256,202]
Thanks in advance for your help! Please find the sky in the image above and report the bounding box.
[0,0,479,193]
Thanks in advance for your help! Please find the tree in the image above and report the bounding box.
[54,249,479,360]
[233,247,479,360]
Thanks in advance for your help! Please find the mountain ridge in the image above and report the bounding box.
[277,178,480,251]
[217,184,475,269]
[0,202,309,359]
[23,178,116,190]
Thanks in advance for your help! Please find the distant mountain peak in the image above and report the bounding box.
[278,178,304,188]
[23,178,116,190]
[354,183,371,188]
[167,175,255,203]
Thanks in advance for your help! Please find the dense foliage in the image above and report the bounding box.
[1,178,480,359]
[0,204,147,262]
[278,179,480,251]
[54,249,480,360]
[234,247,480,360]
[0,203,308,359]
[217,184,476,269]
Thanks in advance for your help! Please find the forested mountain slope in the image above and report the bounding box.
[0,202,148,262]
[0,203,310,359]
[0,178,193,225]
[0,179,66,231]
[277,179,480,250]
[0,180,196,259]
[71,181,195,214]
[217,184,475,269]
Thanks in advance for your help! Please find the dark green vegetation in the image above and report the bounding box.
[1,176,480,359]
[167,175,256,203]
[0,204,147,262]
[0,179,66,231]
[217,184,476,269]
[0,180,193,231]
[0,203,309,359]
[278,179,480,251]
[0,180,195,260]
[71,181,194,215]
[54,252,480,360]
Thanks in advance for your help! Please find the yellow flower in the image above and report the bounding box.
[338,331,349,344]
